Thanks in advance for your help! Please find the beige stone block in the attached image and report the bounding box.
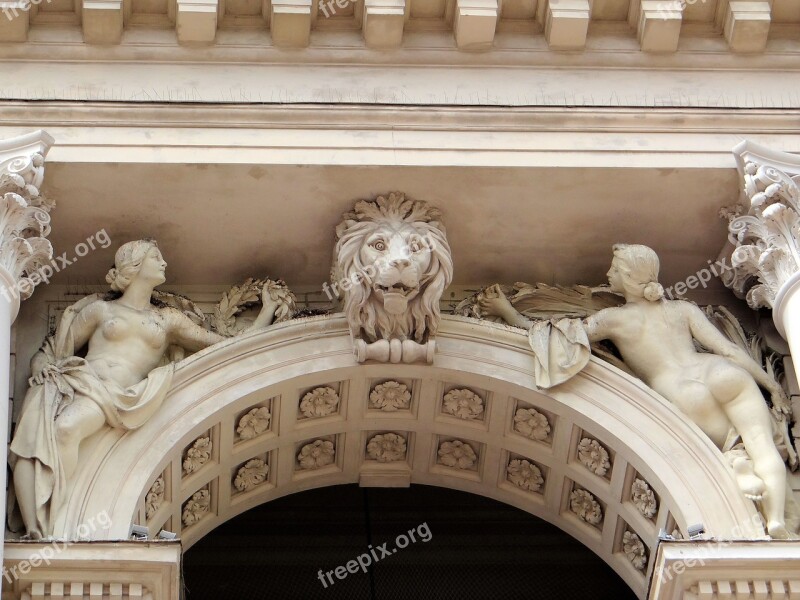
[82,0,124,44]
[271,0,311,47]
[362,0,405,48]
[634,0,682,53]
[176,0,218,44]
[0,1,29,42]
[453,0,498,51]
[541,0,590,50]
[722,0,771,53]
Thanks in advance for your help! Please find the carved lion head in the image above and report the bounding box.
[334,192,453,344]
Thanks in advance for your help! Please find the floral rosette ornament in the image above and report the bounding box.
[506,459,544,492]
[623,531,647,570]
[513,408,550,441]
[437,440,477,470]
[299,387,340,418]
[145,476,165,520]
[577,438,611,477]
[234,459,270,492]
[297,439,336,470]
[212,277,297,336]
[569,489,603,525]
[442,389,484,420]
[182,490,210,527]
[369,381,412,411]
[183,437,212,475]
[366,433,407,462]
[630,478,658,519]
[237,406,272,440]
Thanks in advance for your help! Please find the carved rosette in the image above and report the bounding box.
[506,459,544,492]
[182,489,211,527]
[366,433,407,462]
[369,381,411,411]
[577,438,611,477]
[145,476,165,520]
[442,388,484,420]
[234,459,270,492]
[0,132,55,307]
[622,530,647,571]
[237,407,271,440]
[299,386,340,418]
[437,440,477,470]
[297,439,336,470]
[631,478,658,519]
[721,142,800,309]
[183,437,212,475]
[569,489,603,525]
[513,407,551,441]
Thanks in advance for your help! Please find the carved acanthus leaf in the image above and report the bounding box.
[0,135,55,300]
[722,148,800,309]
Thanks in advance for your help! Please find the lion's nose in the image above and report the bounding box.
[390,257,411,269]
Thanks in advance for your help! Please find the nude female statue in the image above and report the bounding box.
[10,239,282,539]
[480,244,793,538]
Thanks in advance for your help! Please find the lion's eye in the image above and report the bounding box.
[372,241,386,251]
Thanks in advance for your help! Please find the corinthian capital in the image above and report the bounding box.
[0,131,55,311]
[721,141,800,310]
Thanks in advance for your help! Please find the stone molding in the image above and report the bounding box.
[649,540,800,600]
[53,314,762,598]
[2,541,181,600]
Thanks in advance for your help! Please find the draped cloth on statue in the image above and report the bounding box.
[8,295,173,536]
[527,318,591,389]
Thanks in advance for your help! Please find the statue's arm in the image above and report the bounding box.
[685,302,788,410]
[583,309,615,344]
[167,309,226,352]
[478,286,534,329]
[67,300,102,351]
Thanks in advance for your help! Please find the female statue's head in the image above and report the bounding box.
[106,239,165,292]
[609,244,664,302]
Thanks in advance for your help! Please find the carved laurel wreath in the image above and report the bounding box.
[211,278,297,337]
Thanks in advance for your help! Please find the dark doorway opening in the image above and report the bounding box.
[183,484,638,599]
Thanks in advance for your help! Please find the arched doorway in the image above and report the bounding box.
[62,314,760,599]
[183,483,638,599]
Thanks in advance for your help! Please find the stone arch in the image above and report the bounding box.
[61,315,761,599]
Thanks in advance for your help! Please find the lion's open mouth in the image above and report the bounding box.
[375,283,416,296]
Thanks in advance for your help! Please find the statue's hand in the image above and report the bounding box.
[478,285,514,319]
[28,352,49,386]
[260,282,282,314]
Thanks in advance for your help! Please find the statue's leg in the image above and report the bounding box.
[54,396,106,483]
[725,392,789,538]
[12,458,42,539]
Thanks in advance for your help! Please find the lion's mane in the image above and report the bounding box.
[335,192,453,343]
